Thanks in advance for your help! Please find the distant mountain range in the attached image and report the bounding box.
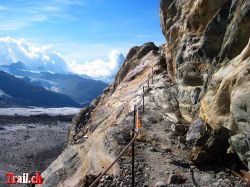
[0,70,81,107]
[0,37,126,108]
[0,62,108,107]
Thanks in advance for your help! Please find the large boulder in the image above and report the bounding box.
[186,118,207,143]
[190,127,230,165]
[230,134,250,169]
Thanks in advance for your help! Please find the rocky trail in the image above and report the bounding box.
[94,72,247,187]
[135,74,245,187]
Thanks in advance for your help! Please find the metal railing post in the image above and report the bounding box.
[151,67,154,84]
[142,86,145,113]
[89,133,139,187]
[89,70,157,187]
[132,105,136,187]
[147,78,150,92]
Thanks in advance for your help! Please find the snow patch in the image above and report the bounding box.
[0,89,10,97]
[0,107,81,116]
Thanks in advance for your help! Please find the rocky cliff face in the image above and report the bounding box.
[160,0,250,169]
[39,1,250,186]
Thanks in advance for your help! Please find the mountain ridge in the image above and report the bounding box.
[0,62,108,106]
[0,70,81,107]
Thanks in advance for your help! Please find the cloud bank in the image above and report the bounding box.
[69,50,125,80]
[0,37,68,73]
[0,37,125,81]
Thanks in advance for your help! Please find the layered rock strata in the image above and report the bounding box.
[160,0,250,169]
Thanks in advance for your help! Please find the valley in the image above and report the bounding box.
[0,107,80,187]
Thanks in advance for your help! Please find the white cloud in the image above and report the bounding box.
[0,37,125,81]
[68,50,125,79]
[0,37,68,73]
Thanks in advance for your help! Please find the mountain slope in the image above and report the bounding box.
[0,70,81,107]
[40,42,167,187]
[0,63,108,106]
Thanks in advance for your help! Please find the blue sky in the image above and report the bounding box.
[0,0,165,78]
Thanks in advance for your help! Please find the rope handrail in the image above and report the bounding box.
[89,65,157,187]
[89,132,139,187]
[109,65,156,101]
[138,66,155,88]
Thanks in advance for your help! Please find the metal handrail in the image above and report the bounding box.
[89,132,139,187]
[89,66,156,187]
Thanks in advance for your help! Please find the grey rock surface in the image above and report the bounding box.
[186,118,206,143]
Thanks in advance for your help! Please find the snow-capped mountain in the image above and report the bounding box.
[0,62,108,106]
[0,37,116,106]
[0,70,80,107]
[0,37,125,83]
[0,37,69,74]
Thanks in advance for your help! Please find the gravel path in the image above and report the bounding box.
[95,73,246,187]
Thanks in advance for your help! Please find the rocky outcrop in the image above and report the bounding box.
[113,42,159,89]
[39,43,166,187]
[160,0,250,169]
[200,40,250,168]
